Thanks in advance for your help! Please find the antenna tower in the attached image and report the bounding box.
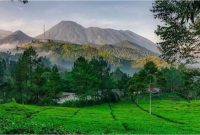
[43,24,46,40]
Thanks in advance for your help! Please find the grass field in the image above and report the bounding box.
[0,97,200,134]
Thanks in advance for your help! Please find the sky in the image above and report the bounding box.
[0,0,161,43]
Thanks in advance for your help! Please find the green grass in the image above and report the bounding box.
[1,98,200,134]
[138,96,200,133]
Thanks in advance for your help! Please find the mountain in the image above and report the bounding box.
[36,21,160,53]
[0,30,34,45]
[0,30,12,40]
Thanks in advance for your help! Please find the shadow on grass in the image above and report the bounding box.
[134,101,186,125]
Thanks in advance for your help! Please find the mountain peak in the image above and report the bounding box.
[0,30,33,45]
[36,21,160,53]
[60,20,79,24]
[12,30,26,35]
[37,20,86,44]
[57,20,84,28]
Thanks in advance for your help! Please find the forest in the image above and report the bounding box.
[1,46,200,107]
[0,47,129,105]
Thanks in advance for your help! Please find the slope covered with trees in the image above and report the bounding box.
[0,47,130,105]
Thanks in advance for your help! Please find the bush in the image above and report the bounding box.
[62,100,104,107]
[102,91,120,103]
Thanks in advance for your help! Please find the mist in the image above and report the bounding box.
[0,43,18,52]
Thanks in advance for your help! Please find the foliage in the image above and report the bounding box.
[23,41,119,65]
[0,47,64,105]
[18,0,28,4]
[111,68,130,92]
[127,61,158,101]
[157,67,185,93]
[181,68,200,99]
[134,55,170,69]
[14,47,39,103]
[68,56,117,102]
[127,71,148,101]
[0,58,16,102]
[62,99,103,107]
[1,99,200,134]
[1,46,200,106]
[0,47,130,105]
[152,0,200,64]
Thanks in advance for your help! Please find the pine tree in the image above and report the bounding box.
[15,47,39,103]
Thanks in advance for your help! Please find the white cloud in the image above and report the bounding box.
[0,19,25,32]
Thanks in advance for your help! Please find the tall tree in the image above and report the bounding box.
[90,57,113,102]
[0,59,6,83]
[152,0,200,64]
[69,56,113,101]
[15,47,39,103]
[70,57,92,100]
[127,61,158,102]
[144,61,158,87]
[127,71,148,101]
[158,67,184,93]
[31,63,47,103]
[111,68,129,93]
[0,59,6,100]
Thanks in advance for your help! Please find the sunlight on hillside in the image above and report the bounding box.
[133,55,170,68]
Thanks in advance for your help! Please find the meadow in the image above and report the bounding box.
[0,96,200,134]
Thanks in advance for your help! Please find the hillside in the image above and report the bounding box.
[19,41,138,72]
[17,40,162,74]
[100,40,156,61]
[1,98,200,134]
[36,21,160,54]
[134,55,170,68]
[23,41,118,63]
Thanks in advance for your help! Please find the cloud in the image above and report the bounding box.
[0,19,25,32]
[0,43,18,52]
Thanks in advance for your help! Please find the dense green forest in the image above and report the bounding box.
[1,47,200,106]
[0,47,130,105]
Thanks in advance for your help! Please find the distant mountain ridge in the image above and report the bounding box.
[37,21,160,54]
[0,30,34,45]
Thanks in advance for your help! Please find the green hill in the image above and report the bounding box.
[22,41,121,64]
[21,40,157,68]
[1,98,200,134]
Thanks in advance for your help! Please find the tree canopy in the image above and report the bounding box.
[152,0,200,64]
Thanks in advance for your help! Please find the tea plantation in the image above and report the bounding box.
[0,98,200,134]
